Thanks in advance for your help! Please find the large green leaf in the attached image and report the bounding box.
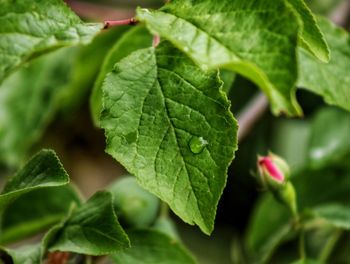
[101,42,237,234]
[313,204,350,230]
[59,26,130,115]
[46,191,130,255]
[90,26,153,125]
[298,18,350,112]
[287,0,330,62]
[0,186,81,244]
[137,0,302,116]
[0,48,75,167]
[0,149,69,210]
[0,244,41,264]
[307,108,350,169]
[0,0,102,82]
[110,230,196,264]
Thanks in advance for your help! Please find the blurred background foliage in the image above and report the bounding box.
[0,0,350,263]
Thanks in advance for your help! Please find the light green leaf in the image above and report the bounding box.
[61,26,130,115]
[0,149,69,210]
[313,204,350,229]
[245,194,293,262]
[46,191,130,255]
[0,0,102,82]
[308,108,350,168]
[298,18,350,112]
[137,0,302,116]
[110,230,196,264]
[287,0,330,62]
[0,48,75,167]
[101,42,237,234]
[90,26,153,126]
[0,186,81,244]
[0,244,41,264]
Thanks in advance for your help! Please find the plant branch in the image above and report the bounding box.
[103,18,137,29]
[237,93,268,142]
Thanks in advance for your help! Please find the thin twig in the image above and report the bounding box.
[153,35,161,47]
[103,18,137,29]
[237,93,268,142]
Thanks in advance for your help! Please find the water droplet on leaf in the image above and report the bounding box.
[189,136,208,154]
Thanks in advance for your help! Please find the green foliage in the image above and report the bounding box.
[0,186,81,244]
[90,26,153,125]
[46,191,130,255]
[307,108,350,168]
[287,0,330,62]
[0,0,102,82]
[1,0,350,262]
[101,41,237,234]
[110,230,196,264]
[0,149,69,209]
[0,49,75,167]
[137,1,304,116]
[298,18,350,112]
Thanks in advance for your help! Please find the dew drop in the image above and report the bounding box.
[189,136,208,154]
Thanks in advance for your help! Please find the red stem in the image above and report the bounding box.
[103,18,137,29]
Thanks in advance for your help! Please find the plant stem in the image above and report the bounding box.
[160,201,169,218]
[318,229,342,262]
[237,93,268,142]
[103,18,137,29]
[153,35,161,47]
[298,228,306,260]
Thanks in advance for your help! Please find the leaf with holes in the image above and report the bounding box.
[101,41,237,234]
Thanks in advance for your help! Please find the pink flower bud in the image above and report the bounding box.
[257,152,290,189]
[258,157,285,183]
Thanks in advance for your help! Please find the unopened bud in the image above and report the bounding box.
[257,152,290,190]
[256,152,297,216]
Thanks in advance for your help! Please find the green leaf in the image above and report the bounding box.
[0,186,81,244]
[0,48,75,167]
[0,149,69,210]
[0,0,102,82]
[110,230,196,264]
[313,204,350,229]
[298,18,350,112]
[245,194,293,262]
[90,26,153,126]
[46,191,130,255]
[137,1,302,116]
[308,108,350,169]
[287,0,330,62]
[101,42,237,234]
[0,244,41,264]
[61,26,130,115]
